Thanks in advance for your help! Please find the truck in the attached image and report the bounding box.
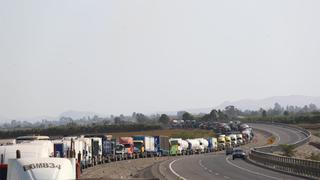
[196,138,209,153]
[218,135,226,150]
[119,137,134,159]
[133,136,155,158]
[242,128,254,143]
[186,139,201,154]
[7,157,78,180]
[207,137,218,152]
[229,134,238,147]
[236,134,243,145]
[154,136,170,156]
[0,144,53,180]
[169,138,188,155]
[115,143,127,160]
[102,138,118,162]
[225,136,232,148]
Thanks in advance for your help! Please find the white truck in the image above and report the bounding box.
[196,138,209,153]
[229,134,238,147]
[186,139,201,154]
[236,134,243,145]
[7,157,77,180]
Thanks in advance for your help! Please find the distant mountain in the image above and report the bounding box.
[216,95,320,110]
[58,110,105,120]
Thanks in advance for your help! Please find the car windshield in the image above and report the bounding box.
[234,149,243,153]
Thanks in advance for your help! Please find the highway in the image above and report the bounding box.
[168,124,308,180]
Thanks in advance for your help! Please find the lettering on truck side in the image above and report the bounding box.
[23,163,61,171]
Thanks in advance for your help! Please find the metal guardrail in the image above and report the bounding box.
[249,123,320,179]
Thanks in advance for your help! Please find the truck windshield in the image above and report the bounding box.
[134,142,143,149]
[237,138,242,140]
[218,141,224,143]
[116,145,123,151]
[170,141,179,145]
[124,144,131,148]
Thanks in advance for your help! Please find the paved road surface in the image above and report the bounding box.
[168,124,307,180]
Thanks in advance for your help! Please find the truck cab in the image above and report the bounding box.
[229,134,238,147]
[218,135,226,150]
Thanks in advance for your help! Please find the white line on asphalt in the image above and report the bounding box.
[225,156,282,180]
[169,158,187,180]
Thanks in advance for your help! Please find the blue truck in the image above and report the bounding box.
[154,136,170,156]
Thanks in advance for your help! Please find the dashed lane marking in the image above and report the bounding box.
[225,156,282,180]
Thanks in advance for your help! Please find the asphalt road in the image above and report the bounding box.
[168,124,308,180]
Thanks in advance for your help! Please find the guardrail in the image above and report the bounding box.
[249,123,320,179]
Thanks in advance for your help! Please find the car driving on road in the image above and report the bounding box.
[232,148,246,160]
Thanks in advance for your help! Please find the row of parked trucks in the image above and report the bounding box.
[0,124,254,180]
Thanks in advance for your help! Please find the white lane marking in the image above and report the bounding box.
[224,176,230,179]
[225,156,282,180]
[169,158,187,180]
[215,173,219,176]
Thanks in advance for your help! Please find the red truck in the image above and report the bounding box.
[118,137,134,159]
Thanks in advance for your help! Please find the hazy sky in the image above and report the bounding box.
[0,0,320,119]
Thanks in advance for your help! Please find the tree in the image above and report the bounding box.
[262,110,267,117]
[114,117,121,125]
[224,105,240,119]
[182,112,194,120]
[158,114,170,125]
[208,109,218,121]
[136,113,150,124]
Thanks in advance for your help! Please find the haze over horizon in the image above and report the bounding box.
[1,0,320,120]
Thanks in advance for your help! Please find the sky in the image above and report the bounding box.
[0,0,320,119]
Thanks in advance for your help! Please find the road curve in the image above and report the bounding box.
[168,124,308,180]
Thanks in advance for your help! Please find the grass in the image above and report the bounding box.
[109,129,215,138]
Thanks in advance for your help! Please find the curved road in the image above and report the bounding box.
[168,124,308,180]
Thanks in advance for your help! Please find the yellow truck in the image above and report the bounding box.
[218,135,226,150]
[225,136,232,148]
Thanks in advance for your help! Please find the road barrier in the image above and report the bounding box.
[249,123,320,179]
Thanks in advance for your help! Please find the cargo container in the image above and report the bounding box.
[154,136,170,156]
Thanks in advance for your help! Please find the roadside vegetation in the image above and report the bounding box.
[0,124,162,138]
[279,144,296,157]
[307,153,320,161]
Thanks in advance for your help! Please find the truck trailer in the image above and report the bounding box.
[154,136,170,156]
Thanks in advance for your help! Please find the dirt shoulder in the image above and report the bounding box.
[80,156,170,179]
[294,135,320,159]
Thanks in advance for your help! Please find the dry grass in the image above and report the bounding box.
[109,129,213,138]
[297,123,320,130]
